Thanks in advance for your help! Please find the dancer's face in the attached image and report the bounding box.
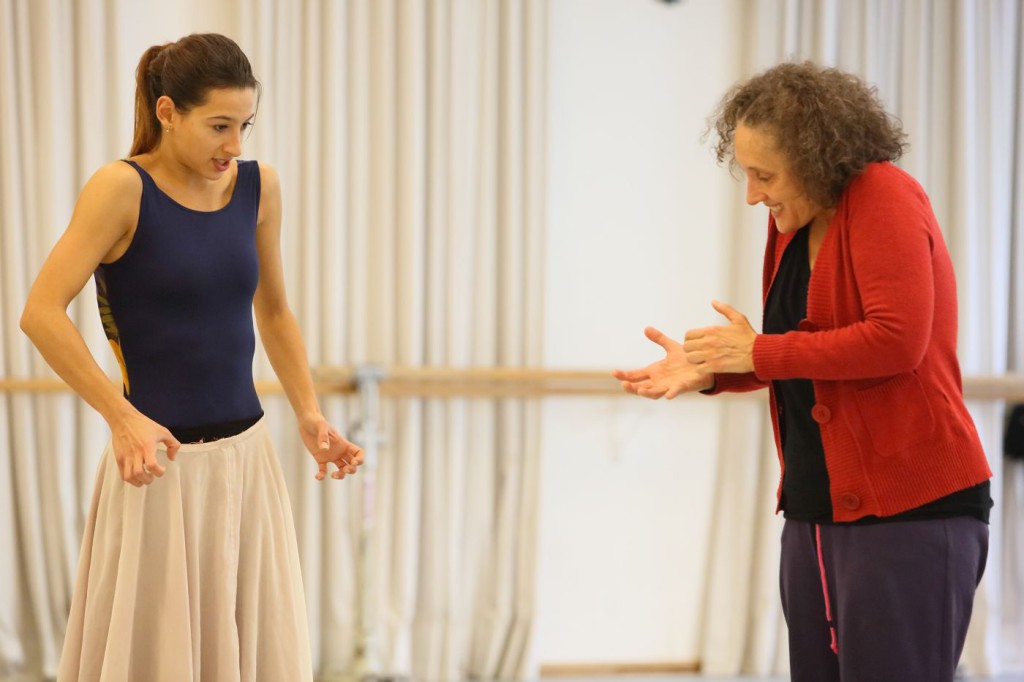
[158,87,256,180]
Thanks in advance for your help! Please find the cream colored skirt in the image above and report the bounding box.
[57,418,313,681]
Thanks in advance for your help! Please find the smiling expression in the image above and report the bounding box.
[733,122,833,234]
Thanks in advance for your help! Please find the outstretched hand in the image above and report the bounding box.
[683,300,756,375]
[612,326,715,399]
[299,414,364,481]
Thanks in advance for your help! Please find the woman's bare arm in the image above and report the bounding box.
[20,161,180,486]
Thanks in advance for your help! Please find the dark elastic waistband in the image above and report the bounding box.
[169,412,264,444]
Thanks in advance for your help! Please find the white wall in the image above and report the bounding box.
[537,0,743,666]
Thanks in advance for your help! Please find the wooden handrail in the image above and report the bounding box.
[958,375,1024,401]
[3,371,1024,400]
[0,378,295,394]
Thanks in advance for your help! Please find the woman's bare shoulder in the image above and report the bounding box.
[80,160,144,205]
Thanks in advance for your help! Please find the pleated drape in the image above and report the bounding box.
[231,1,549,680]
[1,1,121,678]
[998,4,1024,673]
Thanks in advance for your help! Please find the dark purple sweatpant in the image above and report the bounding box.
[780,517,989,682]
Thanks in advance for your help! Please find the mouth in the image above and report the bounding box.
[766,203,782,216]
[213,158,231,172]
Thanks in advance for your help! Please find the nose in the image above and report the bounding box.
[224,130,243,158]
[746,179,767,206]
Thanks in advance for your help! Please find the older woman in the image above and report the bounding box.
[614,62,992,682]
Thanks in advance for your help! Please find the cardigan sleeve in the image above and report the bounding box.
[702,371,768,395]
[751,164,939,381]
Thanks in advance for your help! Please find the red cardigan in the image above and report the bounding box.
[710,162,991,522]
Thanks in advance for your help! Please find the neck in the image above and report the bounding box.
[807,209,835,270]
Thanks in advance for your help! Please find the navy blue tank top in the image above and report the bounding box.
[93,159,263,430]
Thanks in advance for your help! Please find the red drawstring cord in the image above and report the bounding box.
[815,523,840,654]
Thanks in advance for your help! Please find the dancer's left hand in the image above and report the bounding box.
[299,414,364,480]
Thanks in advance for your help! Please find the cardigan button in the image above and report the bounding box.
[811,404,832,423]
[840,493,861,510]
[798,319,818,332]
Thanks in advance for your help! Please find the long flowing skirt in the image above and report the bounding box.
[57,418,313,681]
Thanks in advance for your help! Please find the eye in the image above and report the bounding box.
[757,174,772,183]
[242,121,253,132]
[213,124,229,132]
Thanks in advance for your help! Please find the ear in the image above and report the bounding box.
[155,95,177,128]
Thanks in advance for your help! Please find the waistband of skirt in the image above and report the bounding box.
[158,415,268,453]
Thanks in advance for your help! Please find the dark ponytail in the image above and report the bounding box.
[130,34,261,156]
[131,45,168,157]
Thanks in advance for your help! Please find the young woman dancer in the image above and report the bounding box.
[21,33,361,680]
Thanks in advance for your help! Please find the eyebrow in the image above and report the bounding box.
[206,114,256,123]
[737,160,772,175]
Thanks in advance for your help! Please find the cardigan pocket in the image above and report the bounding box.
[853,371,936,457]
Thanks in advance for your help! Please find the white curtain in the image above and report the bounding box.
[239,2,548,679]
[0,0,121,679]
[1001,0,1024,672]
[0,1,547,680]
[699,0,1024,675]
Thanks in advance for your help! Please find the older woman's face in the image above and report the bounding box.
[733,122,831,234]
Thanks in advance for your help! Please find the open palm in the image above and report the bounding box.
[612,326,714,399]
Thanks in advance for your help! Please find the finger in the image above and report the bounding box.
[315,460,327,481]
[685,350,708,365]
[130,457,153,486]
[119,455,133,483]
[331,462,347,480]
[711,299,747,325]
[348,446,364,468]
[620,381,639,395]
[143,449,166,478]
[644,326,679,350]
[684,326,715,341]
[336,453,358,475]
[638,389,668,400]
[612,368,650,382]
[318,424,331,452]
[682,337,711,352]
[636,383,668,399]
[160,430,182,462]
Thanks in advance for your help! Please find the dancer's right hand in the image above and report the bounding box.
[612,326,715,399]
[109,410,181,487]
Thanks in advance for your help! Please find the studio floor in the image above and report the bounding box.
[544,671,1024,675]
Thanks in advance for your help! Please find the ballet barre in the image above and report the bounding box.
[4,371,1024,400]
